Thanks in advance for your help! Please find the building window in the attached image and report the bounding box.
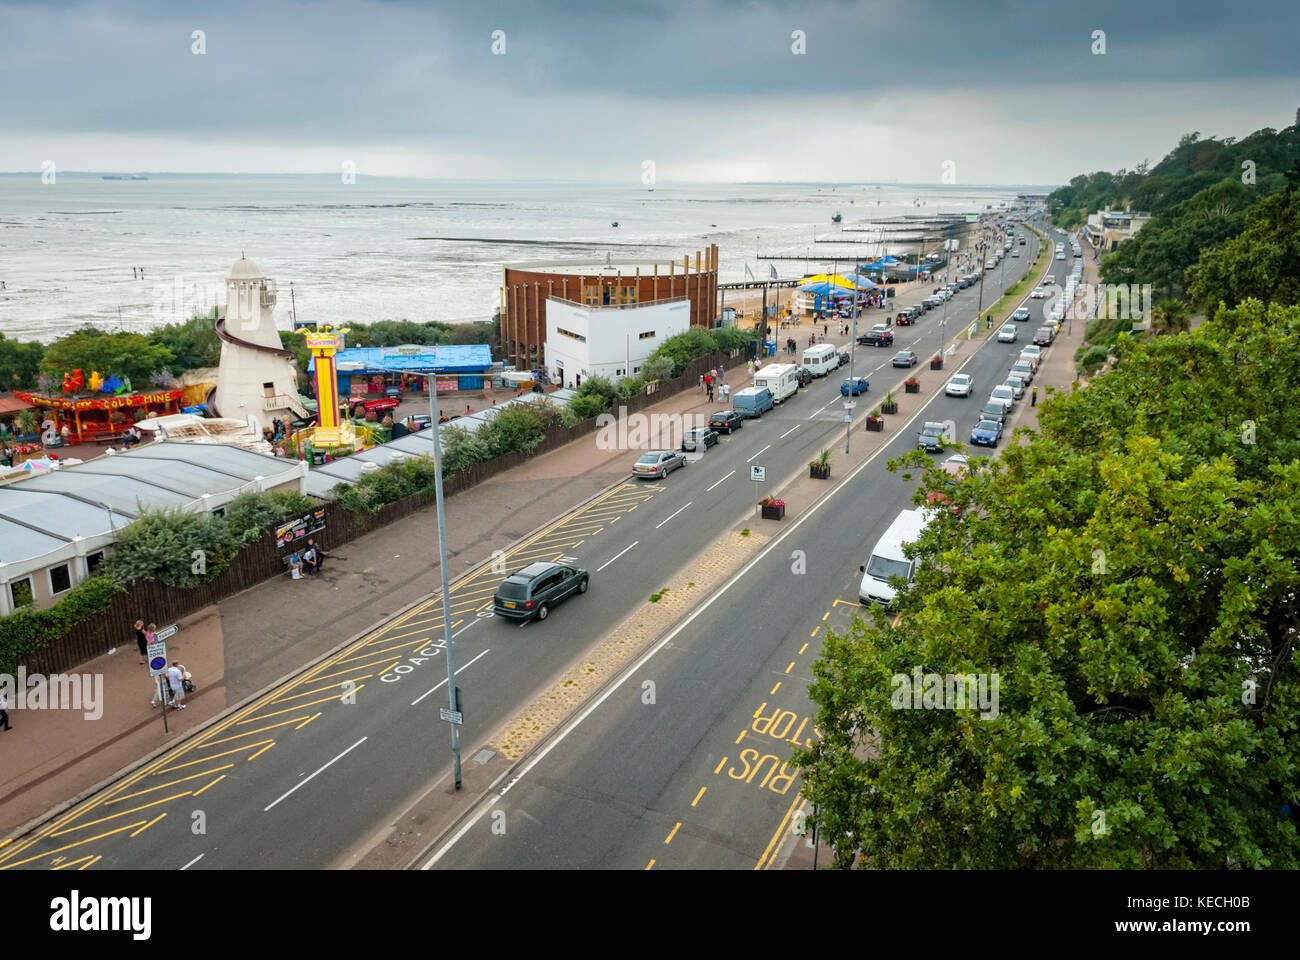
[633,366,641,374]
[615,369,624,377]
[619,285,637,305]
[583,284,600,306]
[10,577,34,609]
[556,327,587,343]
[638,330,655,340]
[87,551,105,574]
[49,563,72,595]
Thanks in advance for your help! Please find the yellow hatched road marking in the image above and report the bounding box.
[52,794,190,837]
[714,757,728,774]
[691,787,706,807]
[1,822,148,870]
[295,712,322,730]
[645,859,656,869]
[248,742,276,761]
[202,718,313,748]
[154,741,275,773]
[77,856,102,870]
[664,822,681,844]
[106,766,236,805]
[129,814,167,837]
[52,855,95,870]
[243,693,358,724]
[193,774,226,797]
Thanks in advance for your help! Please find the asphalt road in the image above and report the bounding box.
[422,217,1073,869]
[2,217,1058,871]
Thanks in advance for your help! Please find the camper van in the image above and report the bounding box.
[859,508,929,607]
[753,362,799,403]
[801,343,839,378]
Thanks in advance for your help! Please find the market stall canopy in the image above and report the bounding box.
[796,281,861,299]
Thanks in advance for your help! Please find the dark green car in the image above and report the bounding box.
[493,562,590,622]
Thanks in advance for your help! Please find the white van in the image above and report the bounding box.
[801,343,838,378]
[753,362,799,403]
[859,509,929,606]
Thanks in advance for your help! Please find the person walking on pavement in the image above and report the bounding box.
[134,619,148,663]
[1,688,10,731]
[1031,386,1037,407]
[706,382,714,402]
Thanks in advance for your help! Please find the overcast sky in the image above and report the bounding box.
[2,0,1297,184]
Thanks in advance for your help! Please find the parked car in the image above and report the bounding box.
[1012,307,1031,321]
[1042,319,1060,339]
[837,348,851,367]
[1010,360,1035,383]
[892,350,919,367]
[493,561,589,622]
[945,373,973,397]
[859,326,894,347]
[970,418,1004,447]
[927,454,970,515]
[681,427,718,452]
[1044,275,1056,285]
[997,323,1018,343]
[795,367,814,387]
[1003,376,1025,399]
[1033,326,1054,346]
[1030,287,1047,298]
[633,450,686,478]
[1048,301,1066,320]
[841,376,870,396]
[917,421,949,453]
[989,384,1016,412]
[981,401,1009,425]
[709,410,744,434]
[1020,344,1043,362]
[895,306,919,325]
[410,414,432,430]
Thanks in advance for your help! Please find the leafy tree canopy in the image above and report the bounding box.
[795,300,1299,869]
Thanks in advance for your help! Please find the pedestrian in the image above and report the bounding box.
[288,551,303,580]
[706,384,714,402]
[134,618,148,664]
[165,661,186,709]
[746,360,754,376]
[823,323,828,336]
[0,688,10,731]
[699,374,705,392]
[1031,386,1037,407]
[302,541,318,576]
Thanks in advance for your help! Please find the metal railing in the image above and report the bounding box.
[545,295,689,311]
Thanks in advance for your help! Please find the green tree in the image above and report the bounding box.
[794,301,1300,868]
[0,333,44,390]
[148,311,221,374]
[40,328,175,386]
[1186,188,1300,312]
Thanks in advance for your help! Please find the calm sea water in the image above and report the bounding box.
[0,176,1028,342]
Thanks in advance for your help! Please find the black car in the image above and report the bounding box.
[858,329,894,347]
[795,367,814,387]
[709,410,744,434]
[681,427,719,451]
[837,349,851,367]
[493,561,589,622]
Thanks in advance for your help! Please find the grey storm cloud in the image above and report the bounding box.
[3,0,1298,143]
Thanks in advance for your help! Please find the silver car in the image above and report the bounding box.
[633,450,686,479]
[945,373,973,397]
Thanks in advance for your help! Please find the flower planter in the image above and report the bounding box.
[904,381,920,394]
[761,504,786,520]
[809,464,830,480]
[880,401,899,415]
[930,358,943,370]
[865,418,884,432]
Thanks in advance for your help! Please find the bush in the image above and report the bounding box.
[0,576,124,675]
[223,490,318,544]
[1075,344,1110,373]
[568,392,610,421]
[335,455,441,513]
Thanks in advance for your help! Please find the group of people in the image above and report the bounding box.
[133,619,191,710]
[699,367,729,403]
[286,537,325,580]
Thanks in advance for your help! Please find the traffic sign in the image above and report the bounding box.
[750,465,766,482]
[155,624,178,643]
[439,707,463,725]
[147,640,168,677]
[843,413,853,422]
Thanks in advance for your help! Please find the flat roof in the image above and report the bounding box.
[505,258,703,276]
[315,344,493,374]
[0,441,299,566]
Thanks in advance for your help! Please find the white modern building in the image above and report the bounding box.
[212,256,308,432]
[544,296,691,389]
[1084,209,1152,253]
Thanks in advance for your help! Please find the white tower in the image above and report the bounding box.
[213,256,307,431]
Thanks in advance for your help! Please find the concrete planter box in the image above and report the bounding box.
[809,464,830,480]
[904,381,920,394]
[760,504,786,520]
[865,418,884,432]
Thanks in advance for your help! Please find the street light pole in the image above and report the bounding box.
[425,364,464,790]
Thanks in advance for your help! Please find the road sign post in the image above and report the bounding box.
[750,464,765,513]
[147,638,170,732]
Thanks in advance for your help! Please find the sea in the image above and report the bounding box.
[0,176,1035,343]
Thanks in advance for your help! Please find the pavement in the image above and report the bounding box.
[0,215,1044,864]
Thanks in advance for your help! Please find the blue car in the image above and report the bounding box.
[970,418,1003,447]
[841,376,870,396]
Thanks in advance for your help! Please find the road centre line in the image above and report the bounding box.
[421,324,992,870]
[746,445,770,463]
[707,470,735,491]
[656,502,693,529]
[264,737,368,813]
[779,425,800,439]
[596,541,639,572]
[180,854,204,870]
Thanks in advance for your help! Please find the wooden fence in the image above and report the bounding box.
[22,349,749,675]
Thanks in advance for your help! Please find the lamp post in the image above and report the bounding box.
[371,351,463,789]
